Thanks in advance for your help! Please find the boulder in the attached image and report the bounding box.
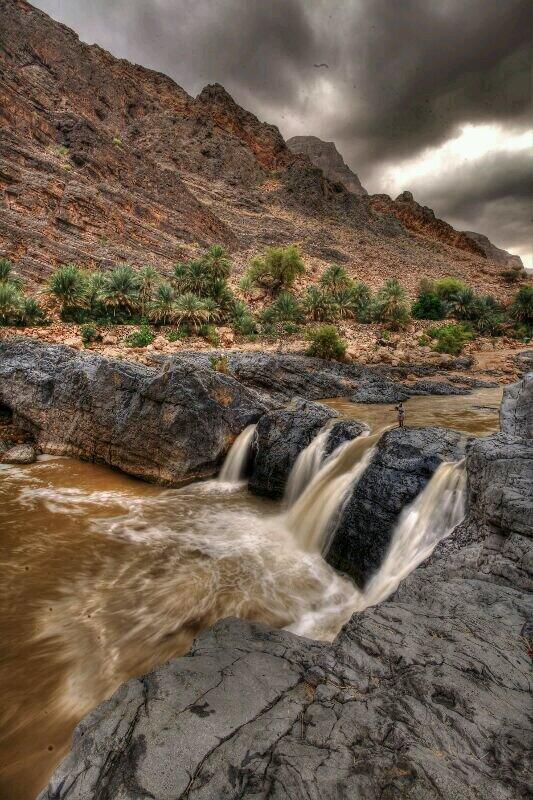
[1,443,36,464]
[350,377,409,403]
[248,400,337,498]
[0,338,268,485]
[323,419,367,459]
[500,372,532,439]
[406,379,471,396]
[326,426,465,584]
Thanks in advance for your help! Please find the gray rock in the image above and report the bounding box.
[0,338,268,485]
[407,379,471,396]
[326,426,465,584]
[37,378,533,800]
[323,419,367,459]
[1,443,36,463]
[350,377,409,403]
[500,372,532,439]
[248,400,337,498]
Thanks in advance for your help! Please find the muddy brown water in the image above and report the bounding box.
[0,388,502,799]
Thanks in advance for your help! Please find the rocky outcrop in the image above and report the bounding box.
[323,419,367,459]
[0,443,36,463]
[500,372,532,438]
[326,426,465,584]
[248,400,337,498]
[0,338,268,484]
[38,378,532,800]
[462,230,525,269]
[286,135,367,196]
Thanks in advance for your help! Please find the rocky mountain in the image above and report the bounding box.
[286,135,367,196]
[0,0,520,296]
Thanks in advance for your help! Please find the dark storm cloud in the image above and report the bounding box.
[413,149,533,255]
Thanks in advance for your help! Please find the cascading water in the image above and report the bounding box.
[288,457,467,638]
[218,424,257,484]
[286,431,379,553]
[284,425,332,506]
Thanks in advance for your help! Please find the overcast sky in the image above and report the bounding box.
[33,0,533,266]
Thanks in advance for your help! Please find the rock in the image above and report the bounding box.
[326,426,465,584]
[323,419,367,459]
[500,372,532,439]
[0,443,36,463]
[248,400,337,498]
[286,135,367,195]
[218,327,235,347]
[514,350,533,374]
[407,379,471,396]
[0,338,268,485]
[351,377,409,404]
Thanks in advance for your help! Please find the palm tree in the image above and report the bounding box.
[304,286,338,321]
[137,266,160,318]
[0,258,23,288]
[452,287,476,320]
[262,292,304,325]
[0,282,22,324]
[510,285,533,326]
[336,281,372,321]
[48,265,87,312]
[149,282,176,325]
[203,245,232,280]
[19,297,44,325]
[244,245,305,295]
[84,271,106,315]
[102,265,140,316]
[320,265,352,293]
[174,293,211,332]
[373,279,409,329]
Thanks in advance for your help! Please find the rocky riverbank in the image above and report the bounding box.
[34,370,532,799]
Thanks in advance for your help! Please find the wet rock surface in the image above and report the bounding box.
[0,338,268,484]
[323,419,367,459]
[500,371,532,439]
[326,426,466,584]
[38,378,532,799]
[248,400,337,498]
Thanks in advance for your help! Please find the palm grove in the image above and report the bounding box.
[0,246,531,360]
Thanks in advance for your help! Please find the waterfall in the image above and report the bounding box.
[286,432,380,553]
[218,424,257,484]
[284,426,332,507]
[360,459,466,609]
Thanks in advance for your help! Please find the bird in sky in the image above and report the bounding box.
[313,63,329,68]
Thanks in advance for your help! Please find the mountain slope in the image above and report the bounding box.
[0,0,520,296]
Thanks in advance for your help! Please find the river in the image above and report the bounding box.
[0,387,502,799]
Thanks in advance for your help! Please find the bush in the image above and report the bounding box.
[411,292,448,320]
[242,245,305,295]
[174,292,211,332]
[501,265,525,283]
[210,355,230,374]
[149,282,176,325]
[49,264,87,314]
[427,323,474,355]
[0,282,22,324]
[304,285,339,321]
[320,265,352,293]
[471,296,504,335]
[451,287,477,320]
[125,324,154,348]
[433,277,469,301]
[0,258,23,288]
[102,265,140,316]
[373,279,410,329]
[80,323,99,346]
[167,327,187,342]
[19,297,45,326]
[306,325,347,360]
[340,281,373,321]
[199,323,220,346]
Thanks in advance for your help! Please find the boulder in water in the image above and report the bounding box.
[1,443,36,464]
[326,426,465,584]
[248,400,337,498]
[0,338,268,485]
[351,377,409,404]
[323,419,367,459]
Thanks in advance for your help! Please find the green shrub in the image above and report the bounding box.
[427,323,474,355]
[166,327,187,342]
[451,287,477,320]
[0,258,23,288]
[373,279,410,329]
[149,282,176,325]
[233,313,257,336]
[137,266,160,317]
[306,325,347,360]
[210,355,230,374]
[433,277,468,301]
[102,265,140,316]
[199,323,220,346]
[320,265,352,293]
[471,296,504,335]
[80,323,99,346]
[19,297,45,326]
[411,292,448,320]
[174,293,211,332]
[501,265,525,283]
[125,324,154,348]
[340,281,373,321]
[242,245,305,295]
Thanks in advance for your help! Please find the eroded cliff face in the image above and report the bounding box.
[37,374,532,800]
